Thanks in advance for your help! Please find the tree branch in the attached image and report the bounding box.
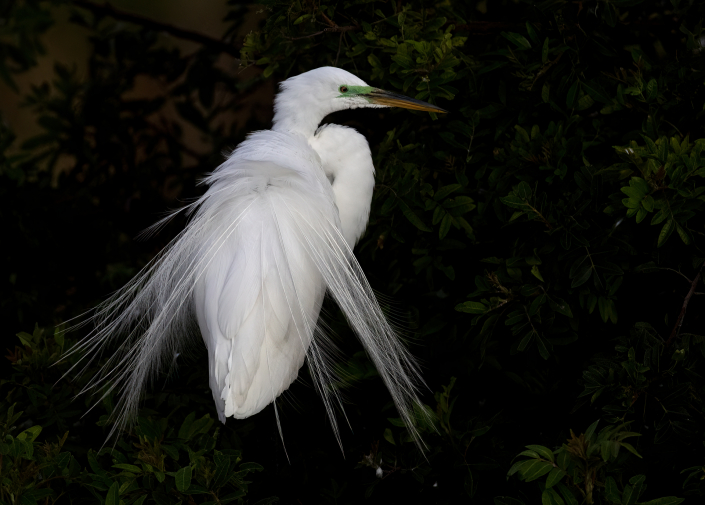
[72,1,240,58]
[284,24,359,41]
[666,261,705,347]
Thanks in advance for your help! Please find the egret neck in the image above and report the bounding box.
[309,124,375,248]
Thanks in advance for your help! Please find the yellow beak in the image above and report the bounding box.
[365,89,447,113]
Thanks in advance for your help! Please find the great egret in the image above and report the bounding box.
[66,67,445,446]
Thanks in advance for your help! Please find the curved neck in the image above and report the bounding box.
[272,94,331,138]
[309,125,375,247]
[329,162,375,248]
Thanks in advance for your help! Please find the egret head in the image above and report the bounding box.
[272,66,445,136]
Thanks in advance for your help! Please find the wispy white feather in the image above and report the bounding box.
[61,67,432,448]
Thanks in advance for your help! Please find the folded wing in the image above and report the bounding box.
[63,130,429,447]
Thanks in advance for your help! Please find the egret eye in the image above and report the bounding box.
[339,86,348,93]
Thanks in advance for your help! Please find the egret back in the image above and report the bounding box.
[194,160,328,421]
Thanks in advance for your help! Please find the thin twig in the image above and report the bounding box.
[530,51,564,91]
[662,267,693,284]
[285,24,359,41]
[666,261,705,347]
[334,31,344,66]
[72,1,240,58]
[319,11,337,28]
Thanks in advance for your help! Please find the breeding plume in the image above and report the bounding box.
[66,67,445,446]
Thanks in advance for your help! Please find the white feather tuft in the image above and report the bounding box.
[60,67,432,449]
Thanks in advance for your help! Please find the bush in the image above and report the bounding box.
[2,0,705,503]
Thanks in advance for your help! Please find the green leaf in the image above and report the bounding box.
[87,449,106,476]
[582,81,612,104]
[541,38,549,64]
[239,462,264,472]
[494,497,526,505]
[542,488,565,505]
[651,207,668,225]
[112,463,141,473]
[549,297,573,318]
[16,331,33,348]
[133,496,148,505]
[211,455,232,489]
[627,474,646,503]
[501,31,531,49]
[545,467,566,488]
[397,199,431,232]
[536,335,551,360]
[175,465,193,492]
[434,184,462,201]
[531,265,544,282]
[23,489,55,501]
[658,219,675,247]
[518,331,534,352]
[676,223,691,245]
[529,294,546,316]
[570,265,592,288]
[584,420,599,442]
[433,206,445,225]
[603,3,618,27]
[105,482,120,505]
[439,213,453,239]
[517,449,540,459]
[54,328,65,347]
[555,483,579,505]
[383,428,395,445]
[519,460,553,481]
[16,425,42,443]
[500,195,529,210]
[645,79,658,102]
[622,484,636,505]
[55,451,71,468]
[515,125,530,143]
[619,442,642,458]
[178,412,196,440]
[507,460,526,477]
[638,499,685,505]
[455,301,487,314]
[642,195,655,212]
[263,64,276,79]
[577,95,594,110]
[604,476,621,503]
[517,181,532,200]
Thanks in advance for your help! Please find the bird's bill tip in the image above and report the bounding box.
[367,89,447,113]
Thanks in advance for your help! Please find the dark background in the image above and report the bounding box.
[2,0,705,504]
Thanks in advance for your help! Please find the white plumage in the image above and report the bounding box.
[65,67,445,447]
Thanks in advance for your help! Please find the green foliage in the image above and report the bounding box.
[0,0,56,91]
[3,0,705,503]
[1,328,268,504]
[613,137,705,246]
[509,421,686,504]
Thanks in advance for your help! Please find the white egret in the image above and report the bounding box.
[66,67,445,446]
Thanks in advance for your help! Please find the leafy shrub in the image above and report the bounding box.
[2,0,705,503]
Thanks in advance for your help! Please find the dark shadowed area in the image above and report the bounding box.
[2,1,705,504]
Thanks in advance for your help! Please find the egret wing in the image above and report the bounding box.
[193,162,327,421]
[62,130,428,447]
